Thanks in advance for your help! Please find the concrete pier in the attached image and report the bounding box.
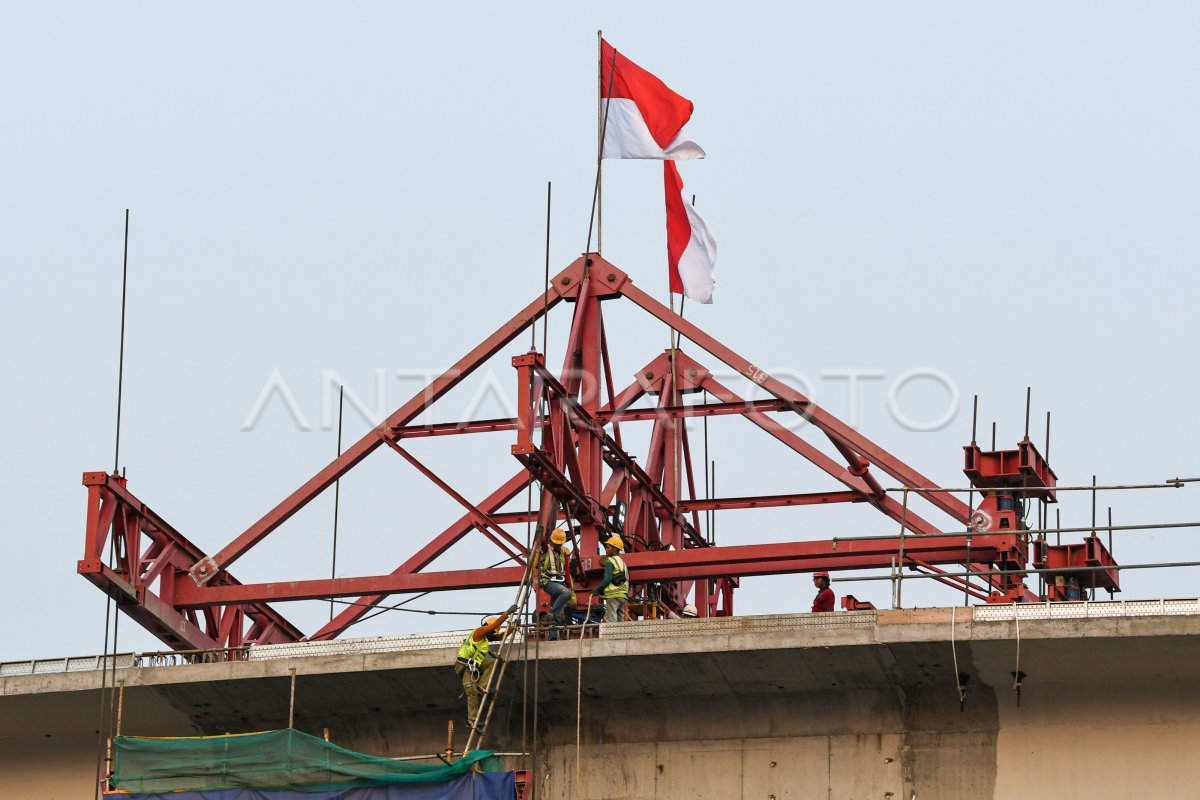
[3,602,1199,799]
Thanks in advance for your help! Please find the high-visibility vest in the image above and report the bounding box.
[457,634,490,667]
[602,555,629,599]
[541,547,568,583]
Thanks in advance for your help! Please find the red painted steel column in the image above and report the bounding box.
[575,274,604,560]
[512,353,544,456]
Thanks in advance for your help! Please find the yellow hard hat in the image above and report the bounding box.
[604,535,624,550]
[550,529,567,545]
[484,616,500,627]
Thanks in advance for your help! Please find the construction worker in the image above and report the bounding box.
[811,571,835,612]
[455,604,517,728]
[539,528,573,640]
[593,535,629,623]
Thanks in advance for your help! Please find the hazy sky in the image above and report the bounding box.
[3,3,1198,661]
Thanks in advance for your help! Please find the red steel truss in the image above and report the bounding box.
[81,254,1032,651]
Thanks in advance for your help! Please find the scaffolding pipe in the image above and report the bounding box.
[887,481,1185,494]
[824,559,1200,585]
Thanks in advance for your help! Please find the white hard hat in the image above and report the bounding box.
[682,604,698,618]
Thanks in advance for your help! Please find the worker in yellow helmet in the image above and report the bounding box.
[539,528,573,640]
[455,604,517,728]
[592,535,630,623]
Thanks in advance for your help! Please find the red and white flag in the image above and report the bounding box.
[665,161,718,304]
[600,39,705,160]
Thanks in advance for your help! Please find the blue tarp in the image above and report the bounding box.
[105,772,515,800]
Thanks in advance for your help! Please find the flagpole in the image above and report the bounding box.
[668,292,680,518]
[667,194,700,509]
[596,29,603,255]
[585,39,617,260]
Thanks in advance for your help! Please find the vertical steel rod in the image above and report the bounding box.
[971,395,979,444]
[288,667,297,729]
[674,294,687,531]
[964,533,972,606]
[115,680,125,736]
[106,601,121,754]
[711,462,717,544]
[104,737,113,793]
[330,385,344,620]
[896,488,910,608]
[968,394,978,532]
[1037,500,1045,599]
[1091,476,1098,534]
[1024,387,1031,440]
[668,298,681,513]
[991,422,996,450]
[542,181,552,356]
[596,30,603,254]
[521,616,530,775]
[94,537,115,800]
[703,390,710,544]
[1045,411,1052,463]
[1107,506,1115,599]
[531,633,540,800]
[114,209,130,475]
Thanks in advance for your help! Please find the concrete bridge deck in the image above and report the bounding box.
[4,602,1200,799]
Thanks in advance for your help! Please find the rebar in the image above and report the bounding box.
[1024,387,1031,440]
[114,209,130,475]
[896,488,909,608]
[329,385,344,621]
[542,181,551,356]
[115,680,125,736]
[288,667,297,729]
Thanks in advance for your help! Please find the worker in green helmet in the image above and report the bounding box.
[455,604,517,728]
[592,535,630,623]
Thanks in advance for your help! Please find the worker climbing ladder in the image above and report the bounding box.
[462,519,545,754]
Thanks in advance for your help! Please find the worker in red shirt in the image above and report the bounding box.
[811,571,835,612]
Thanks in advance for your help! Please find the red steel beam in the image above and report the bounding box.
[173,533,1017,607]
[701,376,943,537]
[904,556,993,602]
[489,509,565,525]
[382,438,528,564]
[391,399,794,440]
[78,473,304,648]
[525,360,706,547]
[621,280,972,524]
[189,281,569,585]
[487,488,850,523]
[307,470,531,640]
[624,535,1017,573]
[80,562,220,651]
[598,314,624,451]
[89,255,1007,650]
[395,418,523,439]
[678,491,864,512]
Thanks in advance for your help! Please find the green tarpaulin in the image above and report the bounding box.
[112,729,498,794]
